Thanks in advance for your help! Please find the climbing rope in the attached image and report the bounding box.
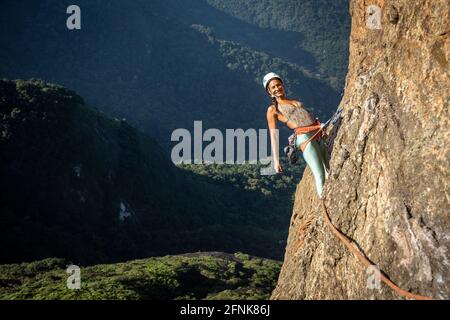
[294,107,434,299]
[320,200,434,300]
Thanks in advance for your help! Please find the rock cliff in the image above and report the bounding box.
[272,0,449,299]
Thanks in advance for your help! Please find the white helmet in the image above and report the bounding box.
[262,72,283,93]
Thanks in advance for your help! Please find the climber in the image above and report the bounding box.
[264,72,329,197]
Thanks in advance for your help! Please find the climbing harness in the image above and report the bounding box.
[284,107,343,160]
[294,119,324,152]
[320,200,434,300]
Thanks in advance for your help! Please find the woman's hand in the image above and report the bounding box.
[274,161,283,174]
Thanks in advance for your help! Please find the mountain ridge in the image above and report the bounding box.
[0,78,297,265]
[0,0,349,152]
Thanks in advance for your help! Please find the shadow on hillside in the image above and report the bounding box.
[163,0,319,72]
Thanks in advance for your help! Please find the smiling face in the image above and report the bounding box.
[267,79,285,98]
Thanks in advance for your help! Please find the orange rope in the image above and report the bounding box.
[320,201,434,300]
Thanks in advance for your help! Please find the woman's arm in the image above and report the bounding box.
[266,106,283,173]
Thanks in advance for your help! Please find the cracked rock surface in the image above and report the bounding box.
[272,0,449,300]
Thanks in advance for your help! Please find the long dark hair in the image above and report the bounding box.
[271,96,280,113]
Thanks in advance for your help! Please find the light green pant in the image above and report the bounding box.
[295,133,329,197]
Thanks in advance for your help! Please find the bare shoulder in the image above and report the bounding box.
[266,104,277,114]
[291,100,304,108]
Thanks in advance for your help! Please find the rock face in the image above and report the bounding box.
[272,0,449,299]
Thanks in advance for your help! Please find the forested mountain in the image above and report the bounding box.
[205,0,350,86]
[0,253,281,300]
[0,1,353,300]
[0,79,302,264]
[0,0,349,151]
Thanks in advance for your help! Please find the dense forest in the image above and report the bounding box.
[206,0,350,86]
[0,253,281,300]
[0,79,304,264]
[0,0,349,152]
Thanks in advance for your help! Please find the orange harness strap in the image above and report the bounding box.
[294,120,322,134]
[294,120,324,152]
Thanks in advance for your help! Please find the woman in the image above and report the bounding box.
[264,72,329,197]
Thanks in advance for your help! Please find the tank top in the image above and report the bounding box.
[277,101,315,127]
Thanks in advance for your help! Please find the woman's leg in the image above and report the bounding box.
[318,139,330,179]
[296,133,327,197]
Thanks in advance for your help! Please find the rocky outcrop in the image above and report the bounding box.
[272,0,449,299]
